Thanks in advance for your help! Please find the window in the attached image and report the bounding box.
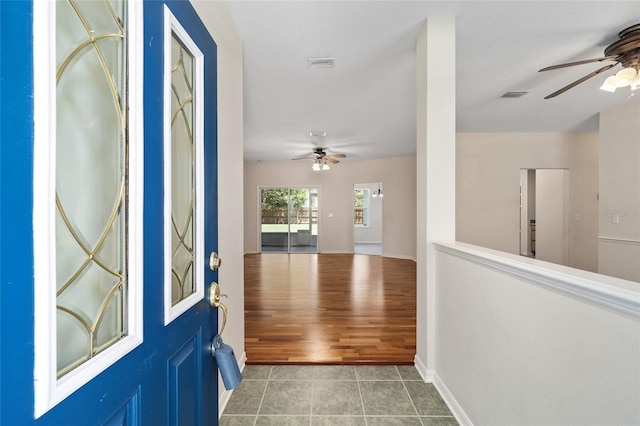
[354,189,370,227]
[260,188,318,253]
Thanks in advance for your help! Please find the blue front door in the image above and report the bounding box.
[0,1,219,424]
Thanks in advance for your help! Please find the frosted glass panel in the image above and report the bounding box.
[170,33,196,305]
[56,0,128,377]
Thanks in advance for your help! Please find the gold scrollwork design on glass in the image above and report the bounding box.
[55,0,128,378]
[170,33,197,305]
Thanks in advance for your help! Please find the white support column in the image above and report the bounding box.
[415,17,456,378]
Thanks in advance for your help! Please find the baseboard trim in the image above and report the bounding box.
[218,351,247,418]
[383,253,417,262]
[414,355,472,426]
[432,371,473,426]
[413,354,433,382]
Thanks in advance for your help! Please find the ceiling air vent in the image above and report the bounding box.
[500,91,530,98]
[308,57,335,69]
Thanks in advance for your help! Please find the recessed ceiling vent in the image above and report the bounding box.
[308,57,335,68]
[501,91,530,98]
[310,131,326,137]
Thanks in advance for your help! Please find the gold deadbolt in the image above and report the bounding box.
[209,251,222,271]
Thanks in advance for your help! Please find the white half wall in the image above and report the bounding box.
[191,0,246,413]
[243,156,416,259]
[457,132,599,273]
[434,241,640,425]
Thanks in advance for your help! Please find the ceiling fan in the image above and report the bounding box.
[539,23,640,99]
[292,148,346,171]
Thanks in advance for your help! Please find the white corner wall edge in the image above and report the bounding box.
[434,241,640,318]
[415,354,472,426]
[218,351,247,418]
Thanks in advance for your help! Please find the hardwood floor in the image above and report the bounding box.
[244,253,416,365]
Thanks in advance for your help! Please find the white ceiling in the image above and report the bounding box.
[224,1,640,163]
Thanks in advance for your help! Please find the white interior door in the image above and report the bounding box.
[535,169,570,265]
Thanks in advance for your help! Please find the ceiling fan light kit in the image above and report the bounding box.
[539,23,640,98]
[311,159,330,172]
[600,66,639,92]
[600,75,618,92]
[293,147,346,171]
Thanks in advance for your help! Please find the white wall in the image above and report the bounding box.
[244,156,416,259]
[434,242,640,425]
[598,98,640,282]
[354,182,383,244]
[457,133,599,272]
[191,0,245,413]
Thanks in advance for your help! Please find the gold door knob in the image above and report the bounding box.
[209,282,228,336]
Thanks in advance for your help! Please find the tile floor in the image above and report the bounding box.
[220,365,458,426]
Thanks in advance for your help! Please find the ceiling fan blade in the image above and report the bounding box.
[326,153,346,159]
[325,158,340,164]
[292,153,314,160]
[538,56,618,72]
[543,63,617,99]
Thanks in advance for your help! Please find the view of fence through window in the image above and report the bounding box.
[260,188,318,252]
[354,188,369,226]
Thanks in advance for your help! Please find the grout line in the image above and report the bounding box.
[397,366,425,426]
[355,366,369,426]
[310,377,315,426]
[252,366,272,426]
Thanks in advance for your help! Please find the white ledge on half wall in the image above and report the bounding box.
[433,241,640,319]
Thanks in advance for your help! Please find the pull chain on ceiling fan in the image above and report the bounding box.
[539,23,640,99]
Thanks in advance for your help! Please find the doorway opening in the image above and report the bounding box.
[260,187,318,253]
[353,182,382,255]
[520,169,570,265]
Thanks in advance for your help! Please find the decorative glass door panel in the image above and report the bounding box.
[171,34,195,305]
[55,0,128,378]
[164,9,204,324]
